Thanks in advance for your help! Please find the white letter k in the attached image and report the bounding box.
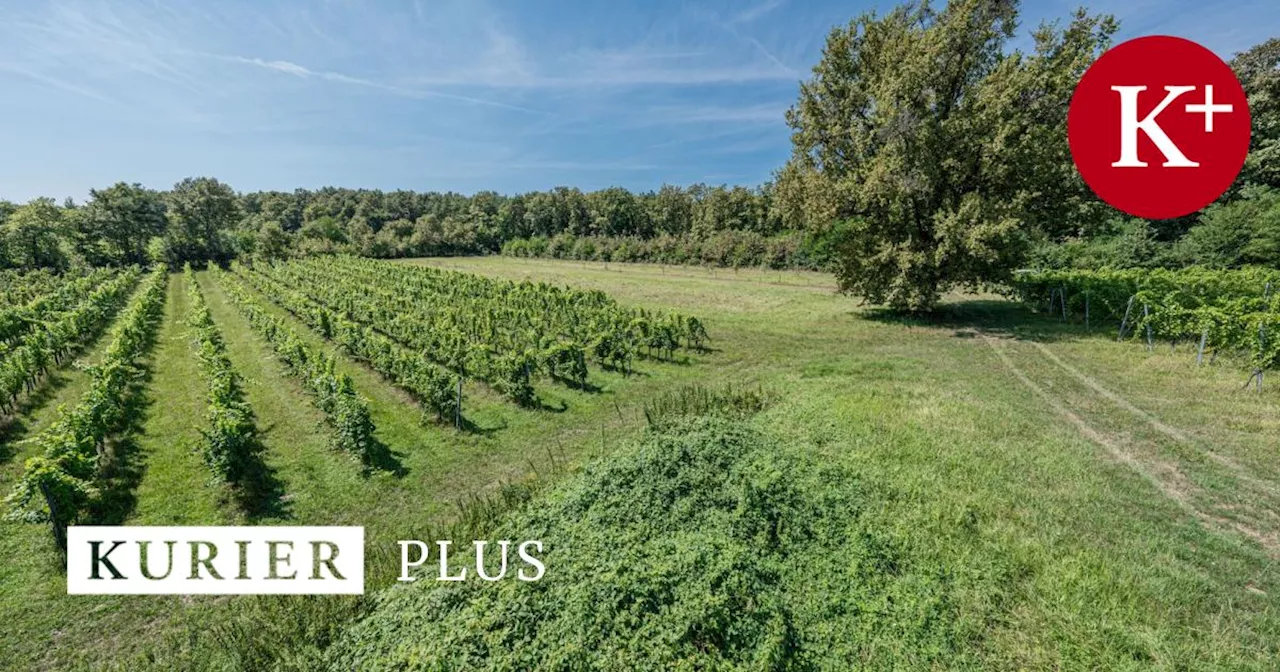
[1110,85,1199,168]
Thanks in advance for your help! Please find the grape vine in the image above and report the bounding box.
[4,265,167,549]
[212,266,381,467]
[1013,267,1280,379]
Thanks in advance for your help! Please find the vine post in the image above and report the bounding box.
[1118,295,1135,341]
[38,480,67,553]
[1143,304,1153,351]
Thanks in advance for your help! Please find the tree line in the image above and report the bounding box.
[0,180,799,271]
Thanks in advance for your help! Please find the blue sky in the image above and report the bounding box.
[0,0,1275,202]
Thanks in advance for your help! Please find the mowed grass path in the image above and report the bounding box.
[0,258,1276,669]
[128,271,225,524]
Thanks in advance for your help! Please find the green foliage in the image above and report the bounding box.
[4,197,69,270]
[778,1,1115,310]
[1232,38,1280,192]
[1172,187,1280,268]
[327,417,995,670]
[229,261,461,424]
[5,265,166,546]
[1013,267,1280,371]
[76,183,168,267]
[1029,218,1169,270]
[165,177,240,266]
[255,219,291,260]
[503,230,831,270]
[213,267,382,468]
[184,264,262,484]
[0,268,138,413]
[642,383,772,429]
[242,256,706,408]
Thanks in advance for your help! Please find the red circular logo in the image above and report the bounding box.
[1068,35,1251,220]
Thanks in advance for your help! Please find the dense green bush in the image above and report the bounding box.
[503,230,834,271]
[327,417,999,670]
[1172,187,1280,268]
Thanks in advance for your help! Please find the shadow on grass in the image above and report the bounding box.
[551,375,603,393]
[235,440,291,521]
[635,351,694,367]
[457,415,505,436]
[91,359,159,525]
[860,298,1107,344]
[0,369,72,465]
[601,364,651,379]
[362,436,406,477]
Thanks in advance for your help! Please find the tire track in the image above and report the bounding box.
[984,337,1279,555]
[1028,341,1277,497]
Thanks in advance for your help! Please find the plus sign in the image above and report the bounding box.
[1184,85,1233,132]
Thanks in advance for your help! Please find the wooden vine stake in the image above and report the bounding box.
[1118,295,1135,341]
[1258,318,1267,392]
[1143,304,1153,351]
[38,480,67,552]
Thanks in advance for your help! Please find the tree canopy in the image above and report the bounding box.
[76,182,168,266]
[777,0,1115,310]
[1232,38,1280,192]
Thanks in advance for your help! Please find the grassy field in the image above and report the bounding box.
[1,257,1278,669]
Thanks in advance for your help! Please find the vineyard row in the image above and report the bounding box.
[211,267,381,467]
[1013,268,1280,379]
[5,265,168,549]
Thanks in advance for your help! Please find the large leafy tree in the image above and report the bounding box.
[1232,38,1280,192]
[649,184,694,235]
[77,182,168,266]
[165,177,240,265]
[4,197,68,269]
[589,187,650,237]
[777,0,1115,310]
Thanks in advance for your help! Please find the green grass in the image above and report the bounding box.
[128,271,226,524]
[0,257,1277,670]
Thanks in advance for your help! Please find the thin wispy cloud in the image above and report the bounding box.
[639,103,790,126]
[0,0,1273,202]
[0,62,117,105]
[214,54,548,114]
[731,0,787,25]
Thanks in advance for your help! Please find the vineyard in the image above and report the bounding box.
[0,257,1277,671]
[5,265,166,548]
[1013,267,1280,386]
[1,259,709,550]
[229,256,707,414]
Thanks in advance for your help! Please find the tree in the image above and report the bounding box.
[165,177,240,265]
[1232,38,1280,192]
[0,200,16,269]
[77,183,168,266]
[649,184,694,235]
[1172,186,1280,267]
[589,187,650,237]
[777,0,1115,310]
[5,198,68,270]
